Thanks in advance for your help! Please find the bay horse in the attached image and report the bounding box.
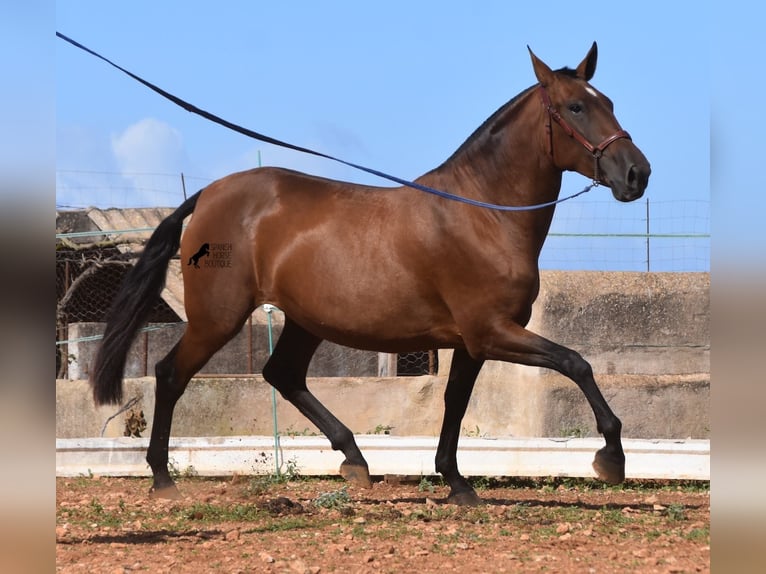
[92,42,650,505]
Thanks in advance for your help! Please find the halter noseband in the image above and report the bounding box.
[538,85,631,185]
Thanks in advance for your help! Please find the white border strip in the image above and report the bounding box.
[56,436,709,481]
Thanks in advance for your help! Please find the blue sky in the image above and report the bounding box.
[55,1,710,270]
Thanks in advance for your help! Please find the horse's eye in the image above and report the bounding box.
[568,103,583,115]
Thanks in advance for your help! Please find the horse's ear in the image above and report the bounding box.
[575,42,598,81]
[528,46,555,87]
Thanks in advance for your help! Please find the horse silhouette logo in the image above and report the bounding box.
[188,243,210,268]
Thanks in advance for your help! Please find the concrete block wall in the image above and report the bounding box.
[448,271,710,438]
[66,321,379,380]
[56,271,709,441]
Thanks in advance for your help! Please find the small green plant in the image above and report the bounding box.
[560,425,587,438]
[76,469,95,481]
[313,487,351,509]
[246,475,270,496]
[246,457,302,495]
[168,458,198,479]
[418,476,435,493]
[283,425,316,437]
[369,424,393,435]
[462,425,484,437]
[184,502,262,522]
[280,456,301,482]
[89,498,104,515]
[666,503,686,521]
[471,476,492,491]
[599,507,631,526]
[684,527,709,541]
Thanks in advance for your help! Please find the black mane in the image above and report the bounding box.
[436,66,580,169]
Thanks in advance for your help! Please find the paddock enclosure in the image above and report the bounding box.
[57,270,709,481]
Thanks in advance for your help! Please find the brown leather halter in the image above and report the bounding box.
[538,85,631,185]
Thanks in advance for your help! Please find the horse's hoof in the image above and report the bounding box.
[339,462,372,489]
[446,489,483,506]
[592,447,625,485]
[149,483,182,500]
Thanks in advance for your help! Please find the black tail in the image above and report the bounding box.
[90,191,202,405]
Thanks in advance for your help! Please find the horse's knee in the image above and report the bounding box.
[263,357,307,396]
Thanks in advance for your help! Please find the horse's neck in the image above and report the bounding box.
[416,101,564,261]
[421,93,563,211]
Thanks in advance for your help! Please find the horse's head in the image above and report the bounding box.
[528,42,651,202]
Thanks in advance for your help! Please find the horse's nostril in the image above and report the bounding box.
[627,164,649,189]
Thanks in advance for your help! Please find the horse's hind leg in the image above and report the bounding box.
[263,318,372,488]
[146,320,247,498]
[435,349,484,505]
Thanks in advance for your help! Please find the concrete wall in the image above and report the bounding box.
[57,271,709,440]
[66,319,380,380]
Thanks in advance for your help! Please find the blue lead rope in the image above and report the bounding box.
[57,31,596,211]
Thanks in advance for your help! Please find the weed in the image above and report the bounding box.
[280,456,301,482]
[599,507,632,525]
[560,425,587,438]
[168,457,198,480]
[89,498,104,515]
[646,529,663,540]
[246,454,302,494]
[471,476,492,491]
[313,487,351,509]
[184,502,262,522]
[283,425,316,437]
[685,527,709,541]
[665,503,686,521]
[461,425,484,437]
[78,497,125,528]
[369,424,393,435]
[418,476,435,493]
[74,470,94,486]
[247,516,311,533]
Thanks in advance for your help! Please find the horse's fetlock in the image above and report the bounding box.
[330,426,355,452]
[598,415,622,439]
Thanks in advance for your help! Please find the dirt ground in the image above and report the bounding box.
[56,475,709,573]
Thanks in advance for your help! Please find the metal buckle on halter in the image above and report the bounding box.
[592,154,602,187]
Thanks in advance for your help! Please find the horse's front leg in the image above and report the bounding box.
[262,318,372,489]
[467,320,625,485]
[435,349,485,505]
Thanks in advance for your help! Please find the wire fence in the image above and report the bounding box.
[56,170,710,272]
[540,197,710,272]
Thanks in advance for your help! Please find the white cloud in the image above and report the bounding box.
[112,117,185,175]
[107,118,188,206]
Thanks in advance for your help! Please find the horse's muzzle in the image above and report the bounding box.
[611,161,651,202]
